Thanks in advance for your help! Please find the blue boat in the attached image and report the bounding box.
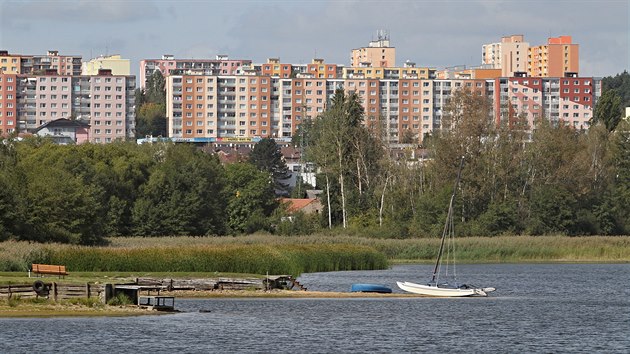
[350,283,392,293]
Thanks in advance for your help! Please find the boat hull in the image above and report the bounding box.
[396,281,487,297]
[350,283,392,293]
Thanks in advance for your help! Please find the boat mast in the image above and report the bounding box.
[431,156,465,284]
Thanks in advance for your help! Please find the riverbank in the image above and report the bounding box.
[0,288,421,318]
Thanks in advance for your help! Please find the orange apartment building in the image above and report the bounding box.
[528,36,579,77]
[307,59,339,79]
[261,58,293,78]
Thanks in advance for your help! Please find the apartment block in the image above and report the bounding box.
[82,54,131,76]
[261,58,294,78]
[164,71,598,145]
[344,61,435,80]
[436,65,502,80]
[494,73,598,132]
[481,35,529,76]
[79,70,136,143]
[0,73,18,135]
[0,50,82,76]
[351,32,396,68]
[12,69,135,143]
[307,59,340,79]
[0,52,22,74]
[140,54,252,88]
[528,36,579,77]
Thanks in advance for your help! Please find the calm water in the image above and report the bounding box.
[1,264,628,353]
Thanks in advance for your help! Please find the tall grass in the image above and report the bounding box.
[0,241,387,275]
[1,235,629,274]
[107,234,630,262]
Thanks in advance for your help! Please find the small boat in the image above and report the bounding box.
[397,281,495,297]
[397,157,496,297]
[351,283,392,293]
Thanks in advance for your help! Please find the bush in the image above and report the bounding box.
[107,293,132,306]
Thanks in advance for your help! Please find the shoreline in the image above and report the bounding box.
[0,289,424,318]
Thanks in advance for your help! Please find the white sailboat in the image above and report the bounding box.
[397,157,495,297]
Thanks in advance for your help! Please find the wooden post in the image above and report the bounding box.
[86,283,91,299]
[52,282,58,302]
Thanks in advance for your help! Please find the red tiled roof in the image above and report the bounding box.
[280,198,317,213]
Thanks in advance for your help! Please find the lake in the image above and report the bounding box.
[1,264,628,353]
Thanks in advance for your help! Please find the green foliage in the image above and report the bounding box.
[308,88,384,229]
[135,102,167,137]
[145,71,166,104]
[593,90,623,132]
[132,144,227,236]
[601,71,630,109]
[248,137,291,195]
[135,71,167,138]
[225,163,277,234]
[291,117,313,149]
[275,212,321,236]
[472,201,522,236]
[107,293,132,306]
[526,185,577,235]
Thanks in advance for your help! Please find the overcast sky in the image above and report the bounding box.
[1,0,628,79]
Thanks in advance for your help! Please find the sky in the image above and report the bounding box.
[0,0,628,79]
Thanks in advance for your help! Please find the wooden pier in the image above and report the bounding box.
[137,295,175,311]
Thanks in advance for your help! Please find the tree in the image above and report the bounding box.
[292,117,313,149]
[308,89,366,228]
[248,138,291,196]
[432,88,496,223]
[601,71,630,108]
[609,121,630,233]
[132,144,227,236]
[593,90,623,132]
[224,163,277,234]
[136,102,167,137]
[145,70,166,104]
[15,143,108,245]
[136,71,167,138]
[399,129,417,144]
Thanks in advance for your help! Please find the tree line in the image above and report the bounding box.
[302,82,629,238]
[0,139,284,245]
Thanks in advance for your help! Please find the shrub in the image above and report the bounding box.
[107,293,132,306]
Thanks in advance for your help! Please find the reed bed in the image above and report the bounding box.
[107,234,630,262]
[0,241,387,275]
[1,235,628,274]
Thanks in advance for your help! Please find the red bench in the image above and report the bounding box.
[32,264,69,278]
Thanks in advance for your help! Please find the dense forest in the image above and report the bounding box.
[0,73,628,245]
